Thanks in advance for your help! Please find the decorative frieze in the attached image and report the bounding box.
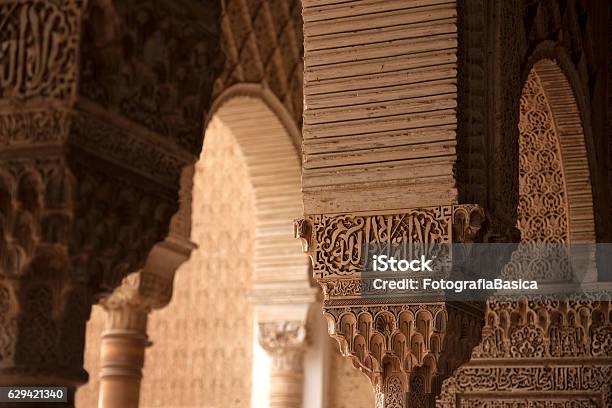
[471,295,612,361]
[0,109,71,147]
[438,364,611,408]
[297,205,484,279]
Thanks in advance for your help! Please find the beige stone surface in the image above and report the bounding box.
[139,124,255,408]
[76,305,105,407]
[327,338,374,408]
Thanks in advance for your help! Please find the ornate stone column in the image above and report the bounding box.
[0,0,220,404]
[252,282,316,408]
[258,321,308,408]
[298,1,496,405]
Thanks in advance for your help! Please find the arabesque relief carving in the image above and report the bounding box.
[297,205,487,407]
[439,61,610,407]
[0,0,221,396]
[470,295,611,361]
[323,302,483,408]
[0,0,82,101]
[299,206,483,279]
[215,0,303,127]
[457,0,609,243]
[517,72,569,244]
[438,294,612,407]
[80,0,221,152]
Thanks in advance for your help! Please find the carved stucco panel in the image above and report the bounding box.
[517,71,569,244]
[141,125,255,407]
[438,62,610,408]
[0,0,83,102]
[215,0,303,128]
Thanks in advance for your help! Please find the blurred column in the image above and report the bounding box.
[97,225,193,408]
[258,321,307,408]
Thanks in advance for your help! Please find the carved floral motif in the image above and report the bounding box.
[517,72,569,244]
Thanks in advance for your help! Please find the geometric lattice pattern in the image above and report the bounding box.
[214,0,304,127]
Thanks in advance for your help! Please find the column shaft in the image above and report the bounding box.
[269,348,304,408]
[258,321,308,408]
[98,303,149,408]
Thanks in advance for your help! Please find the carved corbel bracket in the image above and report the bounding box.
[296,205,487,407]
[99,271,163,333]
[293,218,313,254]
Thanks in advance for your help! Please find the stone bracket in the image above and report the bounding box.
[294,204,487,407]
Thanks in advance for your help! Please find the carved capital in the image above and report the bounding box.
[258,321,308,408]
[258,321,307,372]
[298,205,487,407]
[100,272,155,332]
